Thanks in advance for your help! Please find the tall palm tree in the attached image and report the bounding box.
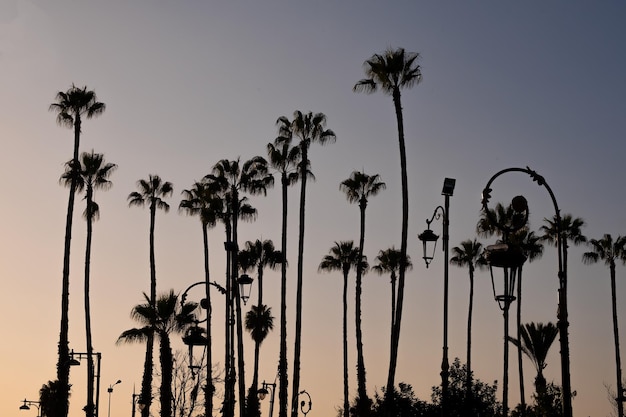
[61,151,116,417]
[339,171,385,415]
[50,85,105,417]
[319,241,362,417]
[244,304,276,417]
[117,291,198,417]
[205,158,274,417]
[371,248,413,339]
[239,238,283,416]
[583,234,626,417]
[179,180,223,417]
[277,111,336,417]
[354,48,421,402]
[508,322,559,412]
[267,131,301,417]
[540,213,587,286]
[128,175,173,417]
[449,239,486,409]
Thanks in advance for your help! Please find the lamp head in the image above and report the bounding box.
[442,178,456,196]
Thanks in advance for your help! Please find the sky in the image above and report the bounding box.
[1,1,625,417]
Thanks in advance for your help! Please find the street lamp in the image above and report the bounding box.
[69,350,103,417]
[257,380,276,417]
[107,380,121,417]
[298,390,312,417]
[481,166,572,417]
[417,177,455,415]
[19,399,41,417]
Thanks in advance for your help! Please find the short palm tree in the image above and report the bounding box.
[267,131,301,417]
[118,291,198,417]
[340,171,385,415]
[508,322,559,412]
[583,234,626,417]
[244,304,275,417]
[372,248,412,338]
[50,85,105,417]
[62,151,116,417]
[319,241,362,417]
[277,111,336,417]
[128,174,173,417]
[354,48,421,402]
[449,239,486,408]
[179,180,223,416]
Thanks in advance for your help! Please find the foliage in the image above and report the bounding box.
[39,379,68,417]
[511,382,565,417]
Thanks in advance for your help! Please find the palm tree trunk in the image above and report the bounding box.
[160,333,174,417]
[291,146,308,417]
[386,88,409,406]
[355,200,369,415]
[142,203,158,417]
[342,270,349,417]
[517,270,526,414]
[279,173,289,417]
[223,219,235,417]
[465,268,474,411]
[57,116,82,417]
[84,190,95,417]
[202,225,213,417]
[141,334,154,417]
[611,263,624,417]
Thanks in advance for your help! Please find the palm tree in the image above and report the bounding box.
[205,158,274,417]
[61,151,116,417]
[244,304,276,417]
[583,234,626,417]
[354,48,421,402]
[540,213,587,285]
[267,131,301,417]
[239,239,283,416]
[449,239,486,409]
[49,85,105,417]
[277,111,336,417]
[371,248,413,339]
[179,180,223,416]
[339,171,385,414]
[508,322,559,412]
[128,175,173,417]
[118,291,198,417]
[319,241,362,417]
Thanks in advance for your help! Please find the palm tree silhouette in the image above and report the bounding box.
[179,180,223,416]
[267,130,301,417]
[117,291,198,417]
[61,151,116,417]
[277,111,336,417]
[508,322,559,413]
[583,234,626,417]
[50,85,105,417]
[205,157,273,417]
[449,239,486,410]
[354,48,421,402]
[319,241,363,417]
[127,174,173,417]
[340,171,385,415]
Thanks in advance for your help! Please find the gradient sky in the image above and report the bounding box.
[1,1,625,417]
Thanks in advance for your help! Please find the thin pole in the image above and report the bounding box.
[441,194,450,416]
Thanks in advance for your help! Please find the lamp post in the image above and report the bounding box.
[298,390,312,417]
[107,380,121,417]
[258,380,277,417]
[131,387,141,417]
[481,166,572,417]
[418,177,455,415]
[69,350,103,417]
[19,399,41,417]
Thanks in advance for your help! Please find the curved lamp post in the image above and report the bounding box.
[19,399,41,417]
[107,380,121,417]
[417,177,455,415]
[258,380,277,417]
[298,390,312,417]
[481,166,571,417]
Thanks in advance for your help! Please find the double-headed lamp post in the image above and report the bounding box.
[69,349,103,417]
[19,399,41,417]
[481,167,572,417]
[418,177,455,415]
